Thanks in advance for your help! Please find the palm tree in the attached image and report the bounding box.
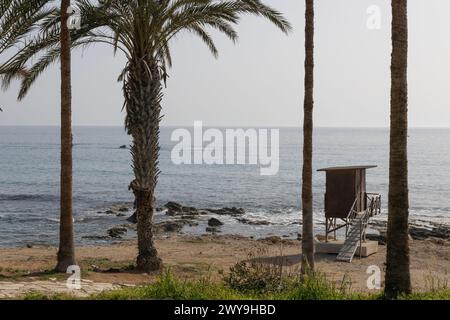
[96,0,291,272]
[55,0,76,272]
[385,0,411,299]
[301,0,314,274]
[9,0,291,272]
[1,0,76,272]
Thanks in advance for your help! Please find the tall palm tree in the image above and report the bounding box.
[1,0,76,272]
[385,0,411,299]
[11,0,291,272]
[55,0,76,272]
[301,0,314,274]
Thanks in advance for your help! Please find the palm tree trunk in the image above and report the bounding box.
[385,0,411,298]
[56,0,76,272]
[301,0,315,274]
[125,58,162,273]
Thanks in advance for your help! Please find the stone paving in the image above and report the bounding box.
[0,280,122,299]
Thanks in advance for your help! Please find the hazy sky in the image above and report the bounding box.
[1,0,449,127]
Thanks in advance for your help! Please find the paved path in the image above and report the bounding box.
[0,280,122,299]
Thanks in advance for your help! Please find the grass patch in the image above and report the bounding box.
[6,252,450,301]
[400,291,450,300]
[21,291,75,300]
[79,257,134,272]
[14,270,450,300]
[0,268,59,281]
[94,270,377,300]
[0,267,31,280]
[95,270,249,300]
[94,270,450,301]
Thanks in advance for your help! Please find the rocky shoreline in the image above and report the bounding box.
[84,201,248,241]
[367,219,450,245]
[85,201,450,246]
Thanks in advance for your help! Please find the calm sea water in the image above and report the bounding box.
[0,126,449,247]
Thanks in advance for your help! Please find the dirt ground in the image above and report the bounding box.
[0,234,449,296]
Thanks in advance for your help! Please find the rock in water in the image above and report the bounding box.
[126,212,137,223]
[83,235,110,240]
[409,225,450,240]
[206,227,221,233]
[165,201,183,211]
[165,201,199,216]
[165,201,184,216]
[208,218,224,227]
[365,233,386,245]
[237,218,269,225]
[117,223,137,231]
[107,227,127,238]
[153,221,184,233]
[207,207,245,216]
[119,145,127,149]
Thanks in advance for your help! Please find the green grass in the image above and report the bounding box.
[400,291,450,300]
[17,270,450,300]
[95,270,249,300]
[22,291,75,300]
[94,271,450,300]
[79,257,135,273]
[0,267,66,282]
[92,270,377,300]
[13,266,450,301]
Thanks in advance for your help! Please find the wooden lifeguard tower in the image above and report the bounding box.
[316,165,381,262]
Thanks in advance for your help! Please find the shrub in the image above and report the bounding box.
[224,260,285,294]
[223,249,358,299]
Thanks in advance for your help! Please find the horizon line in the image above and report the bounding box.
[1,125,450,129]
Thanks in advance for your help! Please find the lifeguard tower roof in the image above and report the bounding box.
[317,165,377,172]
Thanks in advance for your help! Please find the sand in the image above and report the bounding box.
[0,234,449,297]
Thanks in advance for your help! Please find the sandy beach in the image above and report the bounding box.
[1,234,449,298]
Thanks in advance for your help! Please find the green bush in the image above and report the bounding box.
[224,260,284,294]
[223,250,354,299]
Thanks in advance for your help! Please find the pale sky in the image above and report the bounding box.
[0,0,449,127]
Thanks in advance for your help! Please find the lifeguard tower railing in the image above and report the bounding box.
[325,193,381,242]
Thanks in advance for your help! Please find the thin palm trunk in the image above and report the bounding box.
[301,0,315,274]
[385,0,411,298]
[56,0,75,272]
[125,58,162,272]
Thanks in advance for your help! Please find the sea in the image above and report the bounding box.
[0,126,449,247]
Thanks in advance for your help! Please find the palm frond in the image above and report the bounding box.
[0,0,52,55]
[4,0,291,99]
